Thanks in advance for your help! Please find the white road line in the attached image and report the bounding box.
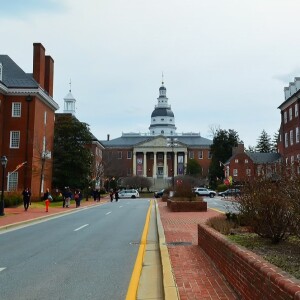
[105,211,112,215]
[0,268,6,272]
[74,224,89,231]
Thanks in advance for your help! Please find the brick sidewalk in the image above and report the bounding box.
[158,200,238,300]
[0,198,108,229]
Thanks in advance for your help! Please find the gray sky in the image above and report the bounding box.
[1,0,299,147]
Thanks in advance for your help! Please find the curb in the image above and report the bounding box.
[155,200,180,300]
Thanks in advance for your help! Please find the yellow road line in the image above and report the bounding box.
[125,199,153,300]
[209,207,225,214]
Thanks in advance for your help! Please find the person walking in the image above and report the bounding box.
[109,189,114,202]
[74,189,82,208]
[64,187,72,208]
[22,187,31,211]
[114,189,119,202]
[43,188,51,212]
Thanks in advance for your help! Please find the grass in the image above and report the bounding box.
[207,216,300,280]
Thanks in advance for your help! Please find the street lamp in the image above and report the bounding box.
[0,156,8,216]
[167,138,178,190]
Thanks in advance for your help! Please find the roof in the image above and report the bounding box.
[100,135,213,148]
[151,108,174,118]
[0,55,38,88]
[246,152,281,164]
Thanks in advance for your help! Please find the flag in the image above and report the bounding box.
[12,161,27,173]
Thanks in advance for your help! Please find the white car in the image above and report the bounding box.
[192,187,217,198]
[118,189,140,198]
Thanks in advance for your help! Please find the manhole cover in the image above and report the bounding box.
[167,242,192,246]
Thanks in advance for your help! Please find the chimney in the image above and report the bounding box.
[45,55,54,97]
[284,87,290,100]
[33,43,45,89]
[295,77,300,91]
[107,134,110,141]
[289,82,296,96]
[232,144,244,156]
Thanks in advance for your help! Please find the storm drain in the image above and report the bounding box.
[166,241,192,246]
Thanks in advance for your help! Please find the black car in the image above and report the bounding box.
[218,188,241,197]
[154,189,165,198]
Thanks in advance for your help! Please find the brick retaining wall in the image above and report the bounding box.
[198,224,300,299]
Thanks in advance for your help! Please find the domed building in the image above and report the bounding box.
[101,80,213,189]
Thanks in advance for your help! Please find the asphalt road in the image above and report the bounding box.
[205,196,239,213]
[0,199,150,300]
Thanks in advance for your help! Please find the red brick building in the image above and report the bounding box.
[278,77,300,172]
[0,43,59,200]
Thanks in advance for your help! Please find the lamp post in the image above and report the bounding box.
[167,138,178,190]
[0,156,8,216]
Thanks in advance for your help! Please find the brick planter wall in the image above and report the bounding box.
[198,224,300,299]
[167,199,207,212]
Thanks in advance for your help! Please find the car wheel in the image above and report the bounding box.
[131,195,136,198]
[209,193,215,198]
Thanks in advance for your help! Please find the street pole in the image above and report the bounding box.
[167,138,178,191]
[0,156,8,216]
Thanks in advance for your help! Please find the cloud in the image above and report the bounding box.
[273,68,300,83]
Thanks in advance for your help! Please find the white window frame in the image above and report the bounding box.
[285,132,288,148]
[117,151,122,159]
[245,159,248,163]
[233,169,238,176]
[198,150,203,159]
[127,151,132,159]
[189,151,194,159]
[44,111,47,125]
[284,111,287,124]
[290,130,294,146]
[10,131,20,148]
[246,169,251,176]
[295,103,299,117]
[296,127,300,143]
[208,151,212,159]
[8,172,18,191]
[289,107,293,121]
[235,159,239,163]
[12,102,21,117]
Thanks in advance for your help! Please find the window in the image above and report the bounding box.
[290,130,294,146]
[296,127,300,143]
[158,153,163,160]
[167,153,171,159]
[245,159,248,163]
[127,151,132,159]
[161,118,164,121]
[295,103,299,117]
[289,107,293,121]
[291,156,295,164]
[208,151,212,159]
[12,102,21,117]
[8,172,18,191]
[297,166,300,175]
[233,169,238,176]
[285,133,288,148]
[0,62,2,81]
[235,159,239,163]
[117,151,122,159]
[198,151,203,159]
[189,151,194,159]
[284,111,287,123]
[246,169,251,176]
[127,168,132,176]
[150,153,154,160]
[44,111,47,125]
[10,131,20,148]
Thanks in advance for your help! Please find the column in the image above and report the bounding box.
[153,152,157,178]
[143,152,147,177]
[164,151,167,178]
[174,152,178,176]
[133,152,136,175]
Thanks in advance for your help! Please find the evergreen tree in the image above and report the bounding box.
[256,130,272,153]
[271,130,279,153]
[52,115,93,190]
[209,129,240,188]
[186,159,202,177]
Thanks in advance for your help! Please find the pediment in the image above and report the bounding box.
[136,136,186,149]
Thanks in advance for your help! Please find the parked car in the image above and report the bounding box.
[218,189,241,197]
[118,189,140,198]
[154,189,165,198]
[192,187,217,198]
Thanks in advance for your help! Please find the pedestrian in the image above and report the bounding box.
[74,189,82,208]
[43,188,51,212]
[22,187,31,211]
[109,189,114,202]
[64,187,72,208]
[114,189,119,202]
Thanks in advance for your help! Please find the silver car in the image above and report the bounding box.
[118,189,140,199]
[192,187,217,198]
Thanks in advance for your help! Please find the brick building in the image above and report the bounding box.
[101,81,213,190]
[0,43,59,200]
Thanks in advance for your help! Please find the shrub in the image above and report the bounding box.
[174,180,196,200]
[4,192,22,207]
[236,177,296,244]
[206,215,238,235]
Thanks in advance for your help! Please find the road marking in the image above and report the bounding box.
[0,268,6,272]
[74,224,89,231]
[105,211,112,215]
